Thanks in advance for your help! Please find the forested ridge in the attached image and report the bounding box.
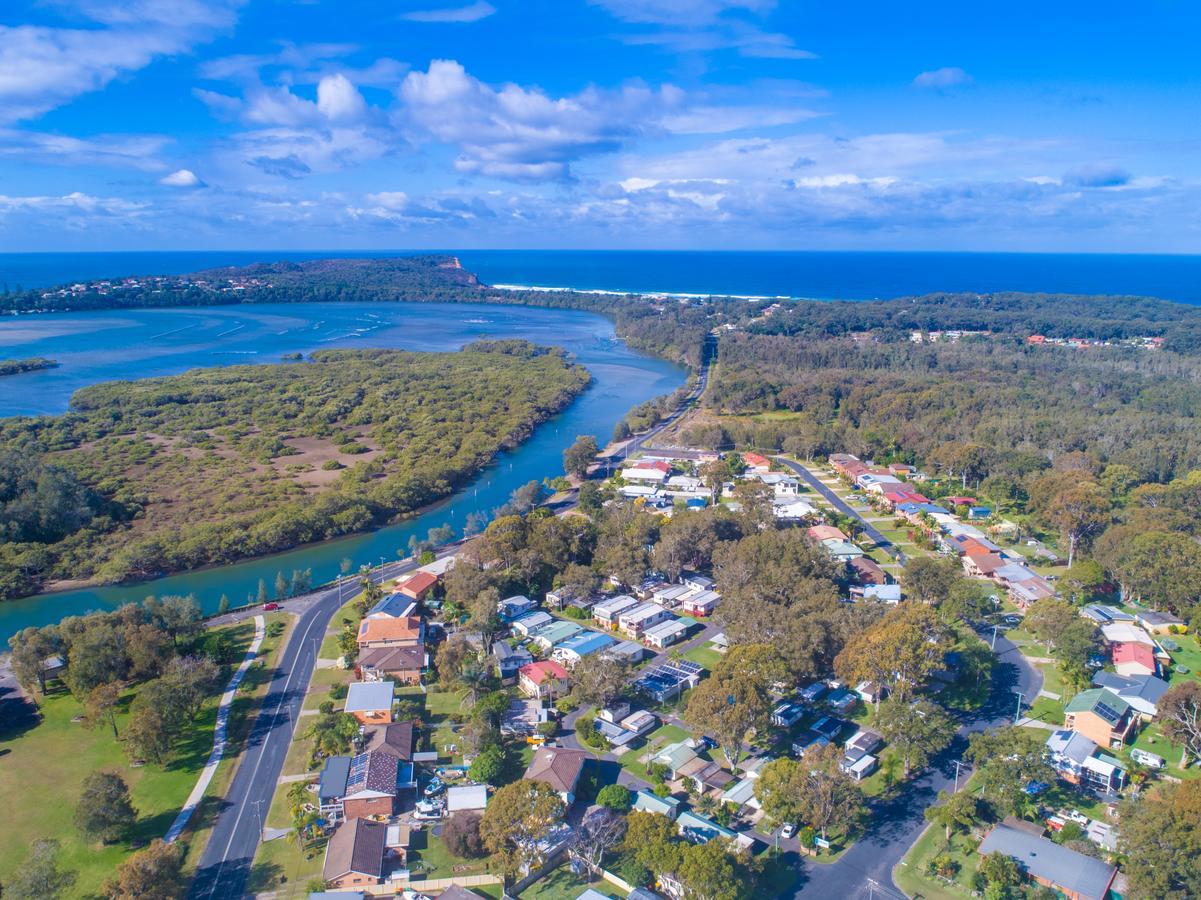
[0,342,589,599]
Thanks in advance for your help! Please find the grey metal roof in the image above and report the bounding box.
[344,680,395,713]
[319,755,352,802]
[1093,671,1170,707]
[978,825,1116,900]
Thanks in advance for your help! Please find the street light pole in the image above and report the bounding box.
[991,624,999,650]
[1013,690,1024,724]
[952,759,965,792]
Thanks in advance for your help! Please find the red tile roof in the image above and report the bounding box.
[397,571,438,597]
[520,660,570,684]
[1113,642,1155,670]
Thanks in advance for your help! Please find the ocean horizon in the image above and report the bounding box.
[2,249,1201,305]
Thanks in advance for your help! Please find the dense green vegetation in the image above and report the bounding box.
[0,342,588,598]
[0,357,58,376]
[686,292,1201,621]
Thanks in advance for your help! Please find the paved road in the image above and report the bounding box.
[793,629,1042,899]
[188,352,715,897]
[186,554,436,899]
[774,457,904,563]
[765,455,1044,897]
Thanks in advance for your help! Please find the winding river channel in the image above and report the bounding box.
[0,300,685,641]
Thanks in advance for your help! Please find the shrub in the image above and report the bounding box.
[321,460,344,471]
[329,683,348,700]
[797,826,816,849]
[562,606,589,620]
[575,717,605,750]
[596,784,632,811]
[443,812,485,858]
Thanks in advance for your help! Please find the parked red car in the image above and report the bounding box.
[262,602,280,611]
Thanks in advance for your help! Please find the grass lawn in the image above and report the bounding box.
[518,864,620,900]
[408,828,495,880]
[318,592,364,659]
[618,723,688,781]
[0,614,284,898]
[894,823,982,900]
[682,645,722,670]
[248,831,324,899]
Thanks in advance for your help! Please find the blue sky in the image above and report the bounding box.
[1,0,1198,251]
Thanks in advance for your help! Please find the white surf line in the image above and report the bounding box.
[165,614,266,844]
[149,321,201,340]
[215,323,245,338]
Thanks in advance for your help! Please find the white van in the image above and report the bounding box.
[1130,748,1166,769]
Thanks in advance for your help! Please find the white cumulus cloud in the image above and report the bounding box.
[400,1,497,23]
[160,168,203,187]
[913,67,973,90]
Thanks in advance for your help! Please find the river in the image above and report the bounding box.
[0,300,685,641]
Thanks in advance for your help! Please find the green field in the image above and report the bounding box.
[0,613,287,897]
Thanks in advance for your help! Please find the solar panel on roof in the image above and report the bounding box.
[1095,700,1122,724]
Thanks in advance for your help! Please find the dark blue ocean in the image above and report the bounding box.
[1,250,1200,304]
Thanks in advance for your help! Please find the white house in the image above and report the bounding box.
[618,602,673,638]
[643,618,690,649]
[593,594,640,627]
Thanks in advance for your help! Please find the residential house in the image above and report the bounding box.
[618,603,673,638]
[624,461,672,484]
[322,819,390,890]
[653,584,694,608]
[518,660,571,700]
[621,709,658,736]
[356,645,425,685]
[365,593,418,619]
[606,640,648,664]
[318,756,353,821]
[820,538,864,562]
[773,498,817,521]
[654,741,702,780]
[498,595,536,621]
[1081,604,1136,625]
[1112,641,1158,677]
[962,552,1008,578]
[1064,688,1136,749]
[676,811,754,851]
[792,733,830,757]
[771,700,806,728]
[1045,729,1126,793]
[643,618,690,649]
[340,751,404,821]
[363,721,416,762]
[633,790,682,819]
[552,630,617,666]
[493,641,533,681]
[664,475,705,494]
[860,584,902,604]
[509,610,553,637]
[976,825,1117,900]
[799,682,827,704]
[1135,609,1185,635]
[757,473,801,497]
[344,681,395,725]
[592,594,640,628]
[1091,671,1169,720]
[524,747,588,803]
[501,697,548,736]
[807,524,848,543]
[840,753,878,781]
[720,775,762,812]
[1008,575,1058,609]
[635,660,703,701]
[849,556,887,585]
[356,616,424,650]
[394,571,439,602]
[545,586,594,611]
[742,452,771,473]
[679,590,721,617]
[530,620,583,651]
[1101,622,1155,646]
[857,472,902,491]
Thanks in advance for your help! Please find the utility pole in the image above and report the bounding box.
[1013,690,1024,724]
[952,759,965,792]
[991,623,999,650]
